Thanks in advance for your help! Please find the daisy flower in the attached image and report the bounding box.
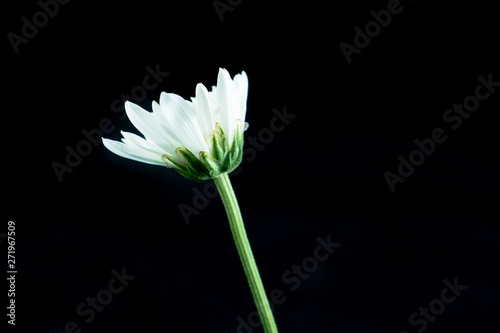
[103,68,248,181]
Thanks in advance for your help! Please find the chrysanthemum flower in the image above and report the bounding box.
[102,68,248,181]
[103,68,279,333]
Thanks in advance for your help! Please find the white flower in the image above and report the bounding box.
[102,68,248,181]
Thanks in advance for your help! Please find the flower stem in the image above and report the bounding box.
[214,173,278,333]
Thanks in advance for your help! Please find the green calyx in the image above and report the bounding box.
[162,123,244,182]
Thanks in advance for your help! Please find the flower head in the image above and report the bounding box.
[103,68,248,181]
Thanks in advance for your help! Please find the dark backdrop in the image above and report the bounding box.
[4,0,499,332]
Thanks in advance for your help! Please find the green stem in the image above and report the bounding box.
[214,173,278,333]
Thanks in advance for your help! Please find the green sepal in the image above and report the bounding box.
[161,122,245,182]
[225,122,244,173]
[211,123,228,163]
[163,147,211,182]
[200,151,223,178]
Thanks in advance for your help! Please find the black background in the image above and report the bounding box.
[4,0,500,332]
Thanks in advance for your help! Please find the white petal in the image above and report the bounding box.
[151,100,183,149]
[102,138,166,166]
[120,131,169,155]
[194,83,215,140]
[124,101,179,153]
[159,92,208,157]
[208,88,221,123]
[216,68,238,142]
[233,71,249,124]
